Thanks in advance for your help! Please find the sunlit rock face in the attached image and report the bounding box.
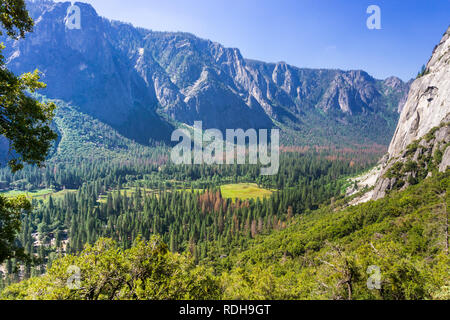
[388,28,450,158]
[372,27,450,200]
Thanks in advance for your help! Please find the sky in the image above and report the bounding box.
[57,0,450,81]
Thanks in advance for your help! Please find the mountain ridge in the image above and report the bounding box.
[1,0,411,148]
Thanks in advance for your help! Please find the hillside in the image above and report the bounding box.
[48,98,169,161]
[217,170,449,300]
[0,95,170,167]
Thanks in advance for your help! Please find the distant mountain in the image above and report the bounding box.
[1,0,411,147]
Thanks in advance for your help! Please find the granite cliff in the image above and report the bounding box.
[372,26,450,199]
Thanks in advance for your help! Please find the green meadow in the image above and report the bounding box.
[0,188,77,200]
[1,183,274,205]
[219,183,275,201]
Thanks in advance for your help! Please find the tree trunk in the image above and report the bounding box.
[347,281,353,300]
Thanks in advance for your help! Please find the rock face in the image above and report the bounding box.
[1,1,410,145]
[372,26,450,200]
[388,28,450,158]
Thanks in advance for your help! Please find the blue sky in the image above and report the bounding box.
[59,0,449,81]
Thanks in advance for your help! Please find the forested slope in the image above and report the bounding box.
[219,170,449,300]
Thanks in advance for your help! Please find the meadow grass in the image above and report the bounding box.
[0,188,77,200]
[220,183,274,201]
[2,183,274,204]
[97,187,156,203]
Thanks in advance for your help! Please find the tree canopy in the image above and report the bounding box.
[1,0,57,173]
[0,0,56,265]
[1,237,221,300]
[0,0,33,39]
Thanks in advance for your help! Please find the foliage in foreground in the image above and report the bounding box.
[1,237,220,300]
[0,195,32,263]
[0,0,56,268]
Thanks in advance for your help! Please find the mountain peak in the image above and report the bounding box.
[383,76,404,88]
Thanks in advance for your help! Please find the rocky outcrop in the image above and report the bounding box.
[372,26,450,200]
[388,28,450,158]
[245,60,409,117]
